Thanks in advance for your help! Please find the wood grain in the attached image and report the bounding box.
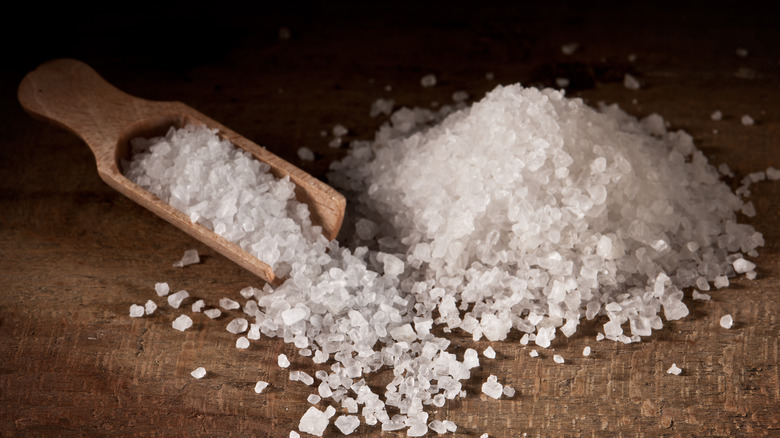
[1,3,778,437]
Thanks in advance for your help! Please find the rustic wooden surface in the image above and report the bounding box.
[1,3,778,437]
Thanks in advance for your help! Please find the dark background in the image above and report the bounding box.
[2,2,779,436]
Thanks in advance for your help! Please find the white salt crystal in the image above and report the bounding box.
[583,346,591,356]
[389,324,417,342]
[335,415,360,435]
[144,300,157,315]
[711,110,722,121]
[299,372,314,386]
[720,314,733,329]
[154,282,170,297]
[297,147,315,162]
[289,432,299,438]
[173,249,200,267]
[278,354,290,368]
[332,124,348,137]
[281,307,307,325]
[667,363,682,375]
[429,420,447,434]
[741,115,755,126]
[463,348,480,368]
[481,375,503,399]
[553,354,564,364]
[623,73,640,90]
[421,74,437,87]
[370,98,395,117]
[129,304,145,318]
[307,394,321,404]
[219,298,240,310]
[299,406,330,437]
[733,258,756,274]
[483,346,496,359]
[746,271,757,280]
[452,91,469,102]
[442,420,457,432]
[190,367,206,379]
[204,308,221,319]
[172,315,193,331]
[766,166,780,180]
[628,53,637,62]
[191,299,205,312]
[596,333,605,341]
[227,318,249,334]
[555,77,570,88]
[480,434,489,438]
[692,290,711,301]
[254,381,269,394]
[502,385,516,397]
[714,275,729,289]
[529,350,539,357]
[561,42,579,55]
[236,336,250,349]
[485,72,495,80]
[167,290,189,309]
[239,286,257,299]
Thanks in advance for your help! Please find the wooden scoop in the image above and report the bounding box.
[18,58,345,287]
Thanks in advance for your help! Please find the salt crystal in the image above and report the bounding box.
[452,91,469,102]
[711,110,722,121]
[236,336,250,349]
[335,415,360,435]
[297,147,315,162]
[623,73,640,90]
[746,271,757,280]
[667,363,682,375]
[480,434,489,438]
[278,354,290,368]
[714,275,729,289]
[553,354,564,364]
[144,300,157,315]
[227,318,249,334]
[204,308,221,319]
[219,298,240,310]
[442,420,457,432]
[485,72,495,80]
[733,258,756,274]
[692,290,711,301]
[596,333,605,341]
[254,381,269,393]
[555,77,570,88]
[239,286,257,299]
[421,74,437,87]
[307,394,321,404]
[173,249,200,267]
[370,98,395,117]
[129,304,144,318]
[720,314,733,329]
[502,385,516,397]
[429,420,447,434]
[191,299,205,312]
[583,346,591,356]
[299,406,330,436]
[481,375,503,399]
[766,166,780,180]
[154,282,170,297]
[483,346,496,359]
[529,350,539,358]
[289,432,299,438]
[167,290,189,309]
[190,367,206,379]
[281,307,307,326]
[741,115,755,126]
[172,315,193,331]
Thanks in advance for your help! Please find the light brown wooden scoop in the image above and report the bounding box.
[18,58,345,287]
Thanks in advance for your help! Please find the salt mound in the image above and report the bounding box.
[331,84,762,346]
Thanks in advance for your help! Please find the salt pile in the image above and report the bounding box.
[126,83,764,436]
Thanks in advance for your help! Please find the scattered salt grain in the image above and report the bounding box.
[553,354,565,364]
[429,420,448,434]
[307,394,321,404]
[299,406,330,437]
[480,434,489,438]
[583,346,591,356]
[746,271,757,280]
[555,77,570,88]
[297,147,315,162]
[596,333,605,341]
[667,364,682,375]
[204,308,221,319]
[421,74,437,87]
[711,110,722,121]
[172,315,193,331]
[129,304,144,318]
[623,73,640,90]
[714,275,729,289]
[154,282,170,297]
[741,115,755,126]
[173,249,200,267]
[191,299,205,312]
[236,336,250,349]
[442,420,457,432]
[144,300,157,315]
[481,375,503,399]
[191,367,206,379]
[561,42,579,55]
[167,290,189,309]
[529,350,539,358]
[766,166,780,180]
[692,290,711,301]
[332,124,348,137]
[720,314,733,329]
[502,385,516,397]
[289,432,299,438]
[483,346,496,359]
[278,354,290,368]
[227,318,249,334]
[452,91,469,102]
[334,415,360,435]
[219,298,240,310]
[254,381,269,394]
[370,98,395,117]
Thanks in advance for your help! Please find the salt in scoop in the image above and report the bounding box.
[18,59,345,286]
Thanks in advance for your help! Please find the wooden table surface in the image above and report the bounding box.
[2,3,778,437]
